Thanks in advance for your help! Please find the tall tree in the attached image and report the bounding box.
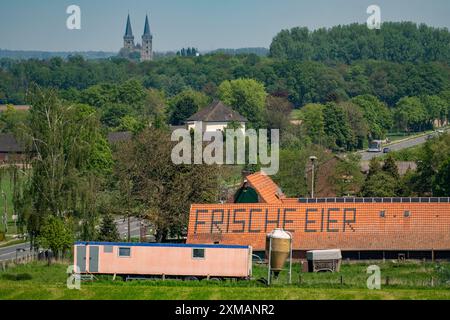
[330,154,364,197]
[383,155,400,180]
[433,159,450,196]
[394,97,428,132]
[351,95,393,140]
[97,214,120,242]
[301,104,326,145]
[20,87,112,246]
[322,102,353,151]
[168,89,210,125]
[114,128,219,242]
[218,78,267,127]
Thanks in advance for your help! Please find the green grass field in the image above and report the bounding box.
[1,261,449,300]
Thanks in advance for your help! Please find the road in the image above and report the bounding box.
[0,242,31,262]
[359,129,449,161]
[115,216,144,240]
[0,217,146,262]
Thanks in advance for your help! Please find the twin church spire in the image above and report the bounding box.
[122,14,153,62]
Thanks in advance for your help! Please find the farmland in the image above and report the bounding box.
[1,261,449,300]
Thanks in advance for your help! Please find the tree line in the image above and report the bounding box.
[1,50,449,109]
[270,22,450,64]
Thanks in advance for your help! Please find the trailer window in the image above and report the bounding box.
[118,247,131,257]
[193,248,205,259]
[104,246,113,253]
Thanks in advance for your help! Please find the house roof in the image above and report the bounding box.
[0,134,25,153]
[246,172,285,204]
[107,131,132,144]
[188,201,450,251]
[186,100,248,123]
[360,161,418,176]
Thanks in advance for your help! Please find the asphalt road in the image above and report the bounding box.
[0,217,145,262]
[0,242,31,262]
[115,216,144,240]
[359,129,449,161]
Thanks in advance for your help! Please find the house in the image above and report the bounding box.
[0,133,25,162]
[186,100,247,134]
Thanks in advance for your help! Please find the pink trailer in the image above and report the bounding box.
[74,242,253,280]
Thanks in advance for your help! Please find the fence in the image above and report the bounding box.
[0,251,40,272]
[254,262,450,289]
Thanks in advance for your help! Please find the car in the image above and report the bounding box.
[383,148,391,154]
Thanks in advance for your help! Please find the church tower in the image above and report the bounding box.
[141,15,153,61]
[123,14,135,50]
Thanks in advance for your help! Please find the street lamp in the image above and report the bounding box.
[309,156,318,198]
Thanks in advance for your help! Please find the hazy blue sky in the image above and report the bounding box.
[0,0,449,52]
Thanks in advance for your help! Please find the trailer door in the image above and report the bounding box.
[76,246,86,273]
[89,246,99,273]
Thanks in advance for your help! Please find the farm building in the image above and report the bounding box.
[0,133,25,163]
[187,172,450,260]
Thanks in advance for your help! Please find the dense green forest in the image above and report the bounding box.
[1,50,449,108]
[270,22,450,64]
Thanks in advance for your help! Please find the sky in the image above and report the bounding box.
[0,0,449,52]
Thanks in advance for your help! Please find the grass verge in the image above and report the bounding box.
[0,261,449,300]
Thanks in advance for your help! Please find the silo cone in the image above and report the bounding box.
[267,229,291,278]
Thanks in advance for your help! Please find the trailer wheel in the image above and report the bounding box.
[209,277,222,282]
[184,276,199,282]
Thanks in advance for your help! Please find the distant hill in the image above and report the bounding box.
[0,49,117,60]
[209,47,269,56]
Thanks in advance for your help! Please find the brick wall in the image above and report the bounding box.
[187,198,450,251]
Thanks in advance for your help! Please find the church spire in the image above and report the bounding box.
[123,14,135,50]
[141,14,153,61]
[124,14,133,37]
[143,14,151,36]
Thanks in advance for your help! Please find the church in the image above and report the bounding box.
[119,14,153,62]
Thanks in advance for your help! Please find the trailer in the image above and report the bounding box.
[74,242,253,280]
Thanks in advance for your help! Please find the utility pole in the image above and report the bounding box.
[127,213,131,242]
[309,156,318,198]
[1,191,7,234]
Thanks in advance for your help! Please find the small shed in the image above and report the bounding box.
[306,249,342,273]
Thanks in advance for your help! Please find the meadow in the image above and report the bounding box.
[1,261,450,300]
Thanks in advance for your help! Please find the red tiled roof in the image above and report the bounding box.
[246,172,285,204]
[187,201,450,251]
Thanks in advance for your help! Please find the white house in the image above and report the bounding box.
[186,100,248,134]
